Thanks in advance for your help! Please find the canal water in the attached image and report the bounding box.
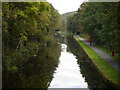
[48,37,118,89]
[49,44,88,88]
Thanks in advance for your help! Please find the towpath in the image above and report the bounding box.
[76,35,120,72]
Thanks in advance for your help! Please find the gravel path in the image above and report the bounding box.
[76,35,120,72]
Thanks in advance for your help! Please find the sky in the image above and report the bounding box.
[47,0,88,14]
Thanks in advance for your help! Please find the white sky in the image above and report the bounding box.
[47,0,88,14]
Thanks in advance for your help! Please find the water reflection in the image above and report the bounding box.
[3,42,61,88]
[49,44,88,88]
[67,36,118,89]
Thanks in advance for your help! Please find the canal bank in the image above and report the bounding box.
[72,35,120,87]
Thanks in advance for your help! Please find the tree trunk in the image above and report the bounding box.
[16,36,22,51]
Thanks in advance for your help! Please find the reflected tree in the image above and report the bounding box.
[67,36,118,89]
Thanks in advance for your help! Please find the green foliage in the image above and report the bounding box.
[65,11,82,33]
[2,2,61,88]
[2,2,61,49]
[67,2,119,55]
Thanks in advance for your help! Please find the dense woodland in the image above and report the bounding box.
[2,2,61,88]
[66,2,120,56]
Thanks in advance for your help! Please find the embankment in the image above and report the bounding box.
[70,35,120,88]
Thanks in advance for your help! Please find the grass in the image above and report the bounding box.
[94,45,120,63]
[74,35,120,86]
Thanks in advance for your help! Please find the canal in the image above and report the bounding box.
[48,36,118,89]
[49,44,88,88]
[3,36,119,89]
